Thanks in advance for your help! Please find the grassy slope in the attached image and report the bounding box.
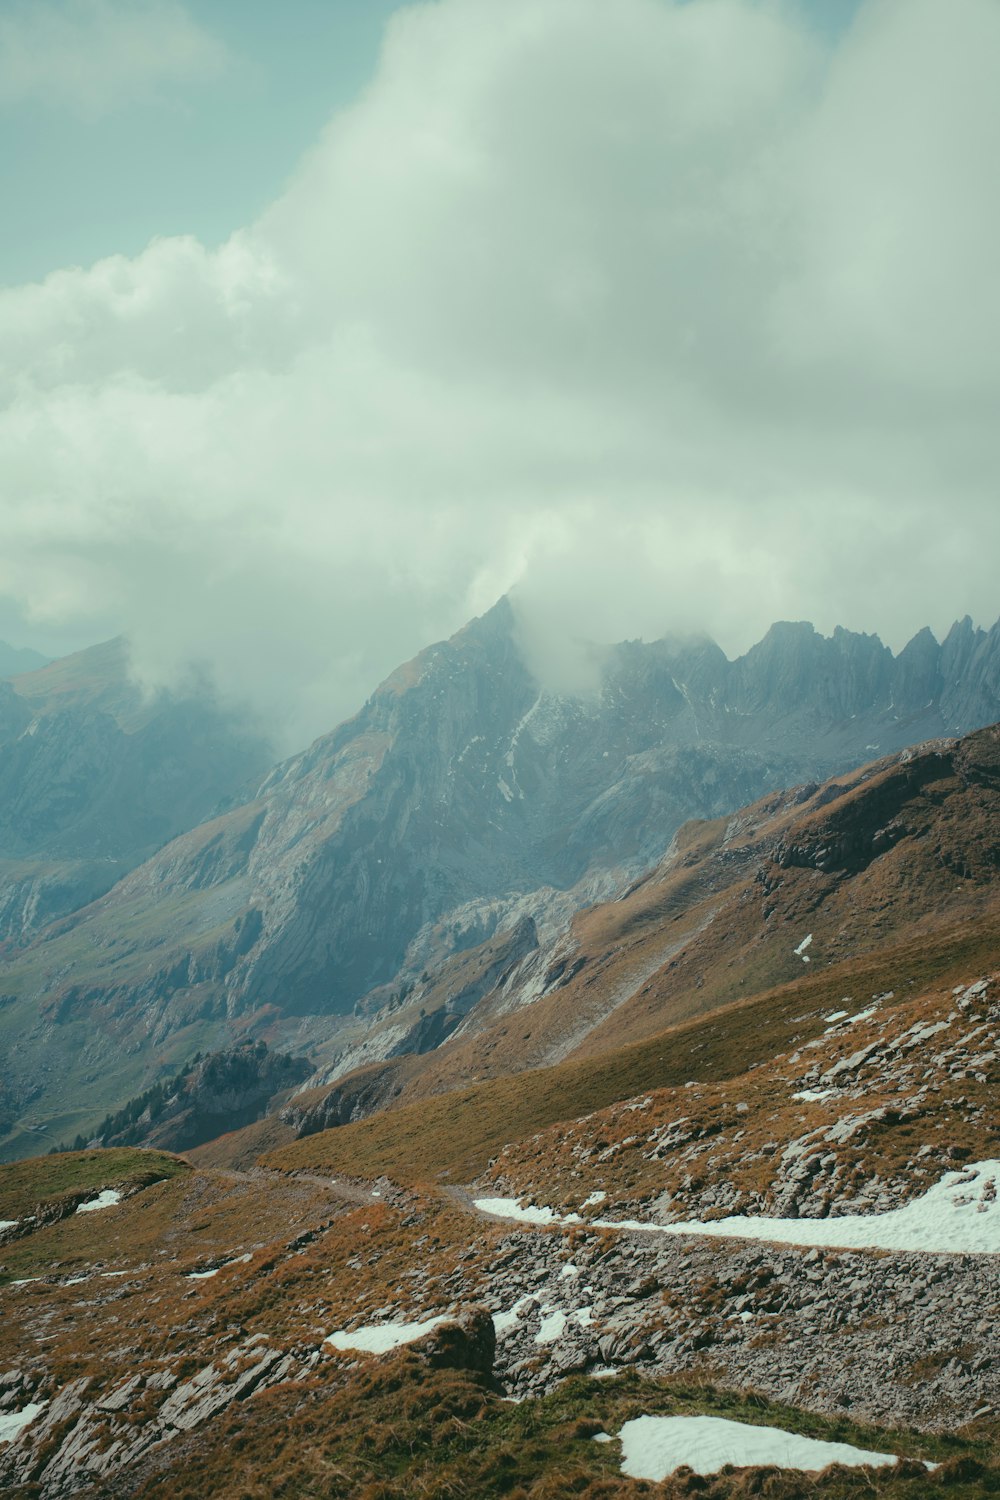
[2,1150,996,1500]
[283,734,1000,1140]
[125,1361,997,1500]
[9,637,149,730]
[264,905,1000,1188]
[0,1148,190,1226]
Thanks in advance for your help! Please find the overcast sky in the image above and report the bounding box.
[1,0,997,747]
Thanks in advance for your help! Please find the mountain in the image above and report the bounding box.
[3,603,1000,1157]
[278,722,1000,1146]
[1,808,997,1495]
[0,638,274,946]
[0,640,49,678]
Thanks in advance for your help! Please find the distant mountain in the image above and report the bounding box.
[2,601,1000,1157]
[0,638,274,946]
[0,640,49,678]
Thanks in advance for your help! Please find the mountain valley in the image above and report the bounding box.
[1,612,999,1496]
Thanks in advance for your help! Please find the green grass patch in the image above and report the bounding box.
[0,1147,190,1223]
[127,1359,1000,1500]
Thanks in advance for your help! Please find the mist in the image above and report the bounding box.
[1,0,998,749]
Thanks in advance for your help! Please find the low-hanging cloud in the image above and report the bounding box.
[1,0,998,748]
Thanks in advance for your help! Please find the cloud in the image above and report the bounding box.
[0,0,229,115]
[0,0,998,743]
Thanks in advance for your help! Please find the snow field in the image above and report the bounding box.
[474,1160,1000,1254]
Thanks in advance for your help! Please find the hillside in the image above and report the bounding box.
[276,725,1000,1137]
[2,727,999,1494]
[0,641,48,678]
[1,957,997,1496]
[3,606,1000,1157]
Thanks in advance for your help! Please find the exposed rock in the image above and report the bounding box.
[418,1305,496,1379]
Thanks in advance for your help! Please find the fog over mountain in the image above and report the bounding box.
[1,0,998,744]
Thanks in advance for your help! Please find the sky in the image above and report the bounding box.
[1,0,997,747]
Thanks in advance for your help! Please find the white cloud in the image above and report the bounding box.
[0,0,229,115]
[0,0,998,744]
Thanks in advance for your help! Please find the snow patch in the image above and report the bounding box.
[492,1296,534,1336]
[76,1189,121,1215]
[792,1089,836,1102]
[618,1415,903,1481]
[794,934,813,960]
[0,1402,47,1445]
[325,1314,448,1354]
[473,1197,581,1225]
[482,1162,1000,1255]
[535,1308,567,1344]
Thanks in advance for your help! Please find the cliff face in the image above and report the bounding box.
[3,601,1000,1155]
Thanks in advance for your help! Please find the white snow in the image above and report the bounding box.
[794,934,813,960]
[0,1402,47,1445]
[535,1308,567,1343]
[186,1267,220,1280]
[592,1431,613,1443]
[824,1010,849,1023]
[618,1415,902,1480]
[0,1220,18,1232]
[75,1189,122,1214]
[492,1296,533,1336]
[581,1191,607,1208]
[792,1089,836,1102]
[325,1313,448,1354]
[473,1197,581,1225]
[597,1160,1000,1253]
[479,1162,1000,1255]
[559,1262,580,1279]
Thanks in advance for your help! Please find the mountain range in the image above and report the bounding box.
[2,600,1000,1158]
